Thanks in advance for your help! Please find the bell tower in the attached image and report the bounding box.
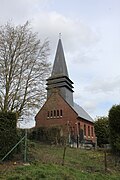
[46,38,74,106]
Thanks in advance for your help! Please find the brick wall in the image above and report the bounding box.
[35,91,96,143]
[35,91,78,128]
[77,118,96,143]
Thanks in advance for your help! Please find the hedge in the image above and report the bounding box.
[0,111,18,159]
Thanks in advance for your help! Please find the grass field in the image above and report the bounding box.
[0,141,120,180]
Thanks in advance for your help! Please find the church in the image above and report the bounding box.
[35,38,96,144]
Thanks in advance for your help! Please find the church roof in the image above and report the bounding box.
[51,38,69,78]
[72,103,93,122]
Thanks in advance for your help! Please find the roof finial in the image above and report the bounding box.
[59,32,62,39]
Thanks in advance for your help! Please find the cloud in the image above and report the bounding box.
[73,75,120,119]
[86,76,120,93]
[0,0,53,24]
[31,11,99,46]
[30,11,100,69]
[0,0,120,121]
[0,0,99,65]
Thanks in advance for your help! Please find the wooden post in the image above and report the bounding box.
[24,129,27,163]
[62,146,67,166]
[77,135,79,148]
[104,145,107,172]
[75,122,79,148]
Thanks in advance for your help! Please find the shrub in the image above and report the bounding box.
[94,116,109,147]
[0,111,18,159]
[29,126,64,145]
[108,105,120,155]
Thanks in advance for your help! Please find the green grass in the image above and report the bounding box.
[0,141,120,180]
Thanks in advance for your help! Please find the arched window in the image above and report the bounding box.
[54,110,56,117]
[91,127,94,137]
[88,126,90,137]
[57,110,59,117]
[84,124,86,136]
[60,109,63,117]
[51,111,53,118]
[78,122,80,134]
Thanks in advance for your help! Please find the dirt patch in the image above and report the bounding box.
[0,161,24,175]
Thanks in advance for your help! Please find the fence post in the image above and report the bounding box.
[104,145,107,172]
[24,129,27,163]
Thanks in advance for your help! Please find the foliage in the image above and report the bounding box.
[0,111,18,159]
[29,126,64,144]
[108,104,120,154]
[94,116,109,147]
[0,21,51,116]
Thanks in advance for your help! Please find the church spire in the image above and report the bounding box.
[51,37,69,78]
[46,37,74,106]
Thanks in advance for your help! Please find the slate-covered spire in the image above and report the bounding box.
[46,37,74,106]
[51,38,69,78]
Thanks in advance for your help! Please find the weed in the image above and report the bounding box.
[1,142,120,180]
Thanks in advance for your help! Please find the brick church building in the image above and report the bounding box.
[35,38,96,144]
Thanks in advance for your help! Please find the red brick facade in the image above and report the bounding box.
[35,90,96,143]
[77,118,96,142]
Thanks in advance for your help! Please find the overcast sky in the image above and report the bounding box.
[0,0,120,126]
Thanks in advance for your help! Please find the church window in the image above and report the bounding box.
[47,111,49,118]
[84,124,86,136]
[57,110,59,117]
[60,109,63,117]
[50,111,53,118]
[54,110,56,117]
[78,122,80,134]
[91,127,94,137]
[47,109,63,119]
[88,126,90,137]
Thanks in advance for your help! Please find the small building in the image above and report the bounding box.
[35,38,96,144]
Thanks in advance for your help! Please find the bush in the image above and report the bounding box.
[0,111,18,159]
[94,116,109,147]
[29,126,63,145]
[109,105,120,155]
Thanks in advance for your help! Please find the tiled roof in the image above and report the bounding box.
[72,103,94,122]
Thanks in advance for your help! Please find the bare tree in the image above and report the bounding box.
[0,21,51,117]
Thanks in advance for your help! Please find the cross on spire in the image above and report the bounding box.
[59,32,62,39]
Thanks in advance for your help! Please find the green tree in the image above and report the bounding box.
[0,21,50,117]
[94,116,109,147]
[108,104,120,154]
